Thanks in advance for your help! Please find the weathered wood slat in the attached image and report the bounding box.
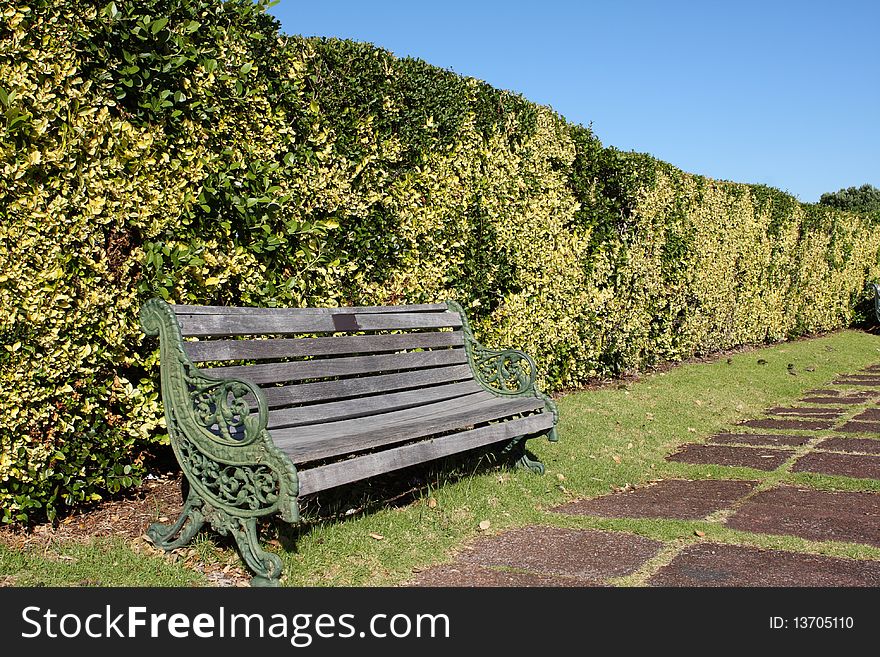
[184,331,465,363]
[204,348,467,385]
[176,311,462,337]
[296,413,554,495]
[267,381,484,429]
[274,395,547,463]
[172,303,449,315]
[260,364,475,408]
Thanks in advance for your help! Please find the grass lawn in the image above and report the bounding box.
[3,329,880,586]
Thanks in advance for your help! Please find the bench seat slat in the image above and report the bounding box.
[296,413,554,495]
[266,381,484,429]
[176,311,462,337]
[172,303,448,315]
[184,331,465,362]
[273,394,547,463]
[204,348,467,385]
[260,364,475,407]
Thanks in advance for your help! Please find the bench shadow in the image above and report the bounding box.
[270,443,539,553]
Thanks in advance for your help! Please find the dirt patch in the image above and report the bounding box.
[836,421,880,434]
[792,452,880,480]
[666,444,793,471]
[0,474,185,548]
[816,437,880,454]
[726,485,880,547]
[766,407,845,418]
[708,433,811,447]
[852,408,880,421]
[649,543,880,586]
[834,379,880,386]
[406,562,592,587]
[738,418,834,431]
[455,526,661,582]
[552,479,757,520]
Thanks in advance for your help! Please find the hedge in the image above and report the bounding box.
[2,0,879,522]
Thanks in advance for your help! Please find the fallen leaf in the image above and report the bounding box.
[427,498,438,508]
[694,530,706,537]
[627,442,634,449]
[369,533,384,541]
[694,399,702,407]
[478,520,491,531]
[556,473,566,481]
[687,427,696,433]
[612,455,621,463]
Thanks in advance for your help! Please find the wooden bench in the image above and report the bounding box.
[140,298,559,585]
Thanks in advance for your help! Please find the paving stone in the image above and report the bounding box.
[861,365,880,372]
[801,396,873,405]
[739,418,834,431]
[553,479,757,520]
[766,406,845,418]
[816,437,880,454]
[792,452,880,480]
[649,543,880,587]
[804,389,844,396]
[726,485,880,547]
[852,408,880,421]
[457,526,661,581]
[836,421,880,434]
[666,444,793,471]
[839,373,880,380]
[407,562,591,587]
[708,433,811,447]
[834,379,880,386]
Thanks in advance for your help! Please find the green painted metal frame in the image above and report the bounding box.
[141,298,298,586]
[141,297,559,585]
[445,300,559,473]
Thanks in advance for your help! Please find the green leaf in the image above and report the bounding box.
[150,17,168,34]
[240,62,253,75]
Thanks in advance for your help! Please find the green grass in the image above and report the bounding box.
[3,329,880,586]
[0,538,207,586]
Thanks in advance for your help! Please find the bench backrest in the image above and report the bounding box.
[171,303,477,426]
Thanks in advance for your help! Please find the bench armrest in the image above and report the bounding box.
[446,301,558,440]
[140,298,299,524]
[470,345,537,396]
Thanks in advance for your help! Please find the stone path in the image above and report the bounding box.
[409,364,880,587]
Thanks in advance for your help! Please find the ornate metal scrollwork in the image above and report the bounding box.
[446,300,559,450]
[177,437,280,512]
[471,345,537,395]
[140,298,299,585]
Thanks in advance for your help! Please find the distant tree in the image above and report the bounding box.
[819,184,880,214]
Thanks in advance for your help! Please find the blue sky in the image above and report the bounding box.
[268,0,878,202]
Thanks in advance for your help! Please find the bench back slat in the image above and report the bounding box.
[172,303,448,316]
[184,330,464,362]
[175,310,462,337]
[260,364,474,408]
[204,348,467,386]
